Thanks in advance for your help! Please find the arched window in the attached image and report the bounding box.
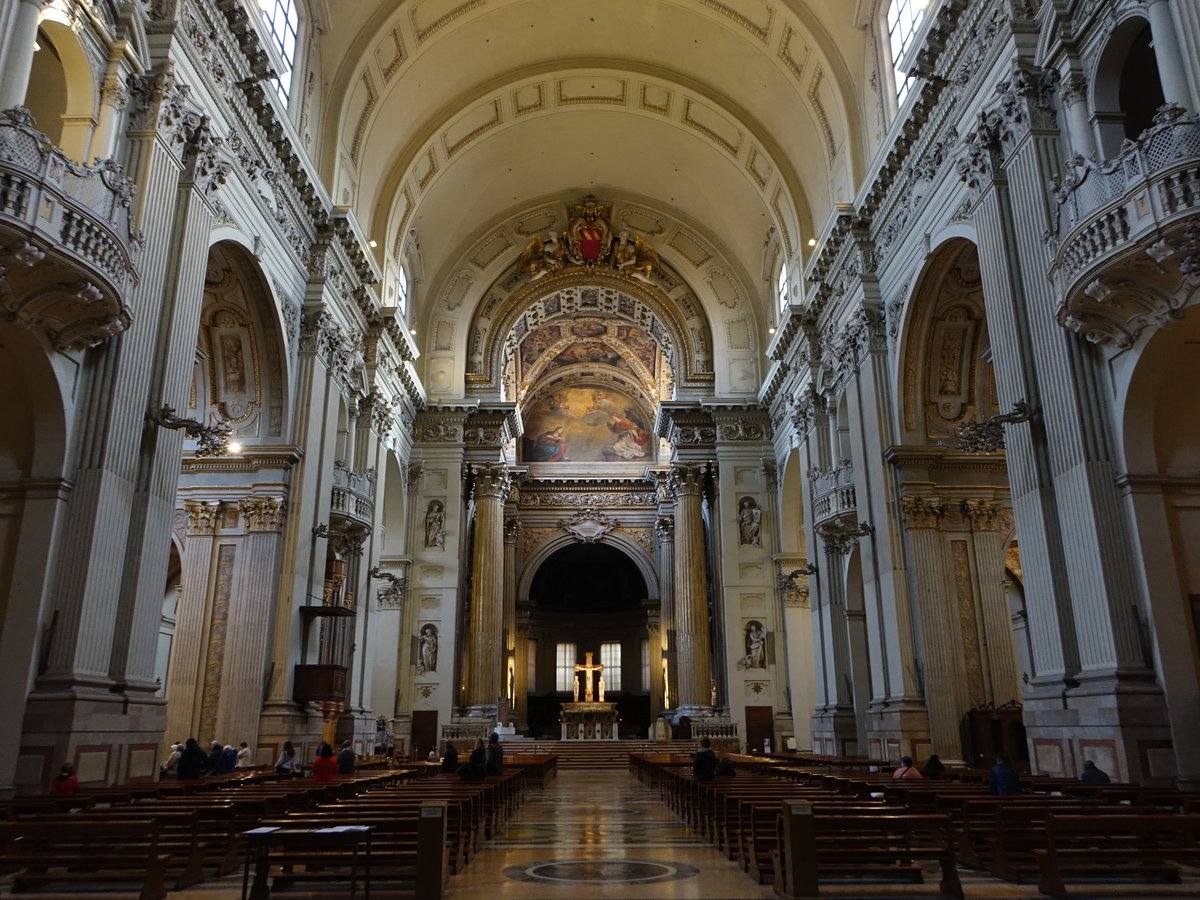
[258,0,299,103]
[886,0,928,103]
[777,263,789,312]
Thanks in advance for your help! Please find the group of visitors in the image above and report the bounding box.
[159,739,254,778]
[692,737,736,780]
[891,750,1112,793]
[432,732,504,781]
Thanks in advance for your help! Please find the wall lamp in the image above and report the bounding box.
[147,405,241,457]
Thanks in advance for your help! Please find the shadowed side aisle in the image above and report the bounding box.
[443,769,776,899]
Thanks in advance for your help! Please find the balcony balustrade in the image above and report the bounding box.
[330,459,375,525]
[0,107,138,351]
[1051,105,1200,347]
[809,462,857,526]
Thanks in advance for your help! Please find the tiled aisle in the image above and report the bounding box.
[444,769,776,899]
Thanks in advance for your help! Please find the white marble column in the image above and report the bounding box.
[0,0,46,110]
[1144,0,1193,111]
[671,463,711,713]
[465,464,509,713]
[654,512,677,709]
[1059,73,1099,158]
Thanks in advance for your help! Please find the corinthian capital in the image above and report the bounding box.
[668,463,707,499]
[239,496,286,533]
[901,496,946,530]
[471,463,511,501]
[184,500,221,535]
[963,499,1003,531]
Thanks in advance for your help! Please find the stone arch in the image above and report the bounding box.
[778,447,807,556]
[517,531,658,604]
[895,238,997,446]
[27,16,98,161]
[1090,13,1163,155]
[1118,302,1200,787]
[193,241,290,445]
[469,270,712,400]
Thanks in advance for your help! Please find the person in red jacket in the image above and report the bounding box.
[50,762,81,795]
[311,742,337,782]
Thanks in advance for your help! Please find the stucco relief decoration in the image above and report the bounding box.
[559,508,619,543]
[929,307,977,422]
[369,566,409,610]
[956,400,1037,453]
[516,195,661,283]
[204,309,259,422]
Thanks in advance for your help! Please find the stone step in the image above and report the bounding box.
[513,740,697,769]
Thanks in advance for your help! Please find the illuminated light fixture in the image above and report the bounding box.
[147,405,239,457]
[409,328,417,335]
[807,238,817,247]
[368,239,378,248]
[768,327,776,334]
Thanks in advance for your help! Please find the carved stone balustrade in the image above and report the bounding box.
[330,459,375,525]
[0,107,138,352]
[809,462,857,526]
[1050,105,1200,348]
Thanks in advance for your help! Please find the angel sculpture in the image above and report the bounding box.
[516,231,567,280]
[614,230,660,282]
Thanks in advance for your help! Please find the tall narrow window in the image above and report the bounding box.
[555,642,576,692]
[258,0,299,102]
[601,641,621,692]
[886,0,928,103]
[396,266,409,317]
[640,639,650,694]
[777,263,789,312]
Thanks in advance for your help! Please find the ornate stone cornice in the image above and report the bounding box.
[464,404,522,448]
[184,500,221,535]
[239,496,285,532]
[414,405,472,444]
[516,476,657,508]
[655,402,716,447]
[900,496,946,530]
[703,403,772,442]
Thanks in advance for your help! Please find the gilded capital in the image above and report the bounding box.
[901,496,946,530]
[240,496,286,533]
[472,463,511,501]
[963,499,1003,531]
[184,500,221,535]
[668,463,706,500]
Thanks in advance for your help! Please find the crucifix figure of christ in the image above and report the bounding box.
[574,651,605,702]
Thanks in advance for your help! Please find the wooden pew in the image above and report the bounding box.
[0,821,172,900]
[1034,813,1200,898]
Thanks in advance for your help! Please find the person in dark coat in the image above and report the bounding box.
[693,737,717,781]
[178,738,208,780]
[485,732,504,776]
[989,752,1022,795]
[207,741,225,776]
[922,753,945,780]
[440,741,459,773]
[459,739,486,781]
[1080,760,1112,784]
[337,740,356,774]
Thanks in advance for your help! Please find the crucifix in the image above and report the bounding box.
[574,651,605,702]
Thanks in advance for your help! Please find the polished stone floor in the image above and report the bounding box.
[444,769,776,899]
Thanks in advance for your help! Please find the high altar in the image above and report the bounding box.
[560,652,618,740]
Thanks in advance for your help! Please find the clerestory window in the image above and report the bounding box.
[886,0,928,103]
[257,0,299,103]
[777,263,789,312]
[555,642,577,692]
[601,642,621,692]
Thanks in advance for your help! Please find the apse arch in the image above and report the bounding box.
[517,532,659,605]
[467,269,711,402]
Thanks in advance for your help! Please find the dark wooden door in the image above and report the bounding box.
[411,710,439,760]
[745,705,773,753]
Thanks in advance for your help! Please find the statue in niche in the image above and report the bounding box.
[737,497,762,546]
[417,624,438,674]
[424,500,446,549]
[741,621,767,670]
